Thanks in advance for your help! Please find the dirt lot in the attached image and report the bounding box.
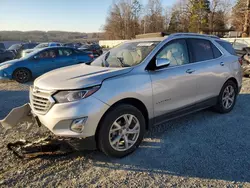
[0,79,250,187]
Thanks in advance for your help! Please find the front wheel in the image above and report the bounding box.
[214,80,237,113]
[97,104,146,158]
[13,68,32,83]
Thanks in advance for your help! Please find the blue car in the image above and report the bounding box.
[0,47,94,83]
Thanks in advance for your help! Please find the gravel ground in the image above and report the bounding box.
[0,79,250,187]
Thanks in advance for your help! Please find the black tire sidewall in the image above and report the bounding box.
[217,80,237,113]
[13,68,31,83]
[97,104,146,158]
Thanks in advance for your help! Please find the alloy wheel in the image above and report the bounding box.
[109,114,140,152]
[222,85,235,109]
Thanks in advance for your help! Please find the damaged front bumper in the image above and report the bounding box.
[0,103,40,130]
[0,103,97,158]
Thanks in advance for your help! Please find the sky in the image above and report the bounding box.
[0,0,176,33]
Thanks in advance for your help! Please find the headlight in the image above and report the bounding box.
[0,64,11,71]
[53,86,100,103]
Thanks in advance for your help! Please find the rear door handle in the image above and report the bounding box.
[220,62,225,66]
[186,69,195,74]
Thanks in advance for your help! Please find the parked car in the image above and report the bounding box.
[8,43,38,59]
[78,44,103,57]
[0,49,15,63]
[1,33,242,158]
[0,47,93,83]
[240,47,250,76]
[22,42,62,57]
[231,41,249,57]
[0,43,6,50]
[63,42,82,49]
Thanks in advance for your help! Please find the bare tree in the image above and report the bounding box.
[104,0,142,39]
[209,0,232,33]
[143,0,165,33]
[231,0,248,31]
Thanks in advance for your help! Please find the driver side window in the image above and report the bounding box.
[157,39,189,67]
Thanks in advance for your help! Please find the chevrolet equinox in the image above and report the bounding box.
[1,33,242,157]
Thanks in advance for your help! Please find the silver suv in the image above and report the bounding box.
[1,33,242,157]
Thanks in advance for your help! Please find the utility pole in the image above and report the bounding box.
[243,0,250,37]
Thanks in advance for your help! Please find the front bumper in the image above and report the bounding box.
[0,103,38,130]
[32,96,110,138]
[0,70,12,80]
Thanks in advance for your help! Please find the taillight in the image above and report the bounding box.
[88,54,94,59]
[238,57,243,65]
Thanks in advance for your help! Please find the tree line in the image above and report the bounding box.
[103,0,249,39]
[0,31,104,42]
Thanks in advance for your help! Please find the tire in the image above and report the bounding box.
[97,104,146,158]
[13,68,32,83]
[214,80,237,113]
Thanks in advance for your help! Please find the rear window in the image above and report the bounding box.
[216,40,236,55]
[211,43,222,58]
[188,39,214,62]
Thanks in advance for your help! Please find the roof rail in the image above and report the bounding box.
[168,33,220,39]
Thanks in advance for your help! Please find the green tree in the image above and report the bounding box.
[189,0,210,33]
[168,10,181,33]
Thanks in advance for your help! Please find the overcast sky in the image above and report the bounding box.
[0,0,176,32]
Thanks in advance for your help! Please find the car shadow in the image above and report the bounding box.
[47,93,250,183]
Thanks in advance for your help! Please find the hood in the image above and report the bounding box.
[0,59,22,66]
[34,64,133,90]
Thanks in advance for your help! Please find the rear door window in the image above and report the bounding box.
[188,39,214,62]
[58,48,73,56]
[216,40,236,55]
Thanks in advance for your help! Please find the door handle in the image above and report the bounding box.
[220,62,225,66]
[186,69,195,74]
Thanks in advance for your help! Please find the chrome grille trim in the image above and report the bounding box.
[30,86,55,115]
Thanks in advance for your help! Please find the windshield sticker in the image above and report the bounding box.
[137,43,154,47]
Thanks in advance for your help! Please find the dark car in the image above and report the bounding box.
[63,42,82,49]
[8,42,39,59]
[0,48,15,63]
[78,44,103,57]
[0,43,5,50]
[0,47,94,83]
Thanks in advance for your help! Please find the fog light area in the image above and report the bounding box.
[70,117,87,133]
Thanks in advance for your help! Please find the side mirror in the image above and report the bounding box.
[33,55,39,60]
[156,58,170,68]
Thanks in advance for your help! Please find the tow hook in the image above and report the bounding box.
[7,136,75,159]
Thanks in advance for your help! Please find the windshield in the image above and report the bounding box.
[8,44,22,50]
[91,41,159,67]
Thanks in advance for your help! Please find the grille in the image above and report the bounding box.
[30,86,55,115]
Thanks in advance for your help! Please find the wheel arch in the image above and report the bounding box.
[95,97,150,145]
[225,77,239,93]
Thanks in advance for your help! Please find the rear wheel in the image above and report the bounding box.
[97,104,146,158]
[214,80,237,113]
[13,68,32,83]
